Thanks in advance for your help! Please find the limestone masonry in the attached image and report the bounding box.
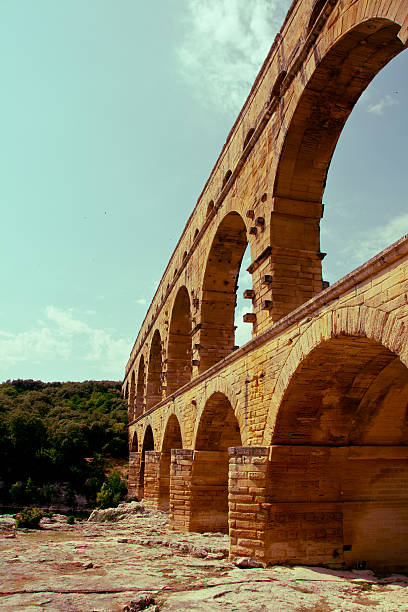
[124,0,408,570]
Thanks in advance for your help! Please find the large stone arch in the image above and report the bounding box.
[166,286,192,396]
[188,390,243,533]
[141,420,155,449]
[194,391,243,451]
[273,336,408,445]
[146,330,162,410]
[198,210,249,373]
[160,410,184,452]
[193,377,247,447]
[274,17,406,204]
[266,305,408,443]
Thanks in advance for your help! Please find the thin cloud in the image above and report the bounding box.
[366,94,398,116]
[135,298,147,305]
[235,304,252,347]
[178,0,288,115]
[345,213,408,265]
[0,307,129,379]
[235,245,252,346]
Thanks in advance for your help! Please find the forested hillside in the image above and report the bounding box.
[0,379,128,508]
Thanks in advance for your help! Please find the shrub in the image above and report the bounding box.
[67,515,75,525]
[15,507,44,529]
[96,471,127,509]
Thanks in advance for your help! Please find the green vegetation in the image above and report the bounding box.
[96,470,127,509]
[15,507,44,528]
[0,379,128,508]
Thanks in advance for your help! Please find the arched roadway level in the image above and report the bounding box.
[125,0,408,569]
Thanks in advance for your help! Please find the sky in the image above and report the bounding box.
[1,0,407,383]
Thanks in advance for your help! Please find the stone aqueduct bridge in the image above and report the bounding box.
[123,0,408,569]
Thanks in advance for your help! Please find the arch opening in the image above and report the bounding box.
[135,356,145,417]
[200,211,249,372]
[167,287,192,395]
[128,371,135,421]
[243,127,255,148]
[234,243,253,347]
[138,425,154,500]
[206,200,214,217]
[268,336,408,570]
[162,414,183,453]
[191,392,242,533]
[130,431,138,453]
[270,70,287,100]
[223,169,232,186]
[307,0,326,33]
[274,19,405,204]
[195,392,242,450]
[157,414,183,511]
[146,330,162,410]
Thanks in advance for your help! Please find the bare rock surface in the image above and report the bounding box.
[1,503,408,611]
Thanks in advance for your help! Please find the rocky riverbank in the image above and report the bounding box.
[1,503,408,611]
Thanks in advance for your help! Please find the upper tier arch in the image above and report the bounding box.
[199,211,249,373]
[274,18,405,203]
[166,286,192,395]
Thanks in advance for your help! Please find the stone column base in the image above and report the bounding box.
[169,449,230,532]
[128,451,141,499]
[144,451,171,511]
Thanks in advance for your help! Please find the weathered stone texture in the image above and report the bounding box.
[124,0,408,571]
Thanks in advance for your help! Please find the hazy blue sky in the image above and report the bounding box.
[1,0,407,382]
